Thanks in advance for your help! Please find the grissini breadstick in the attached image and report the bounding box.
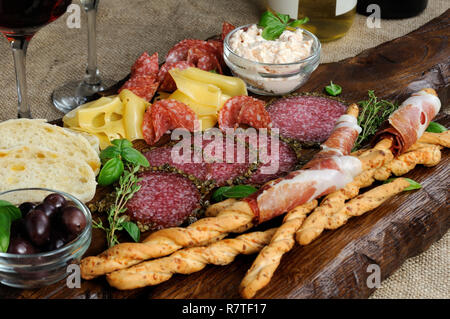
[417,130,449,148]
[106,228,277,290]
[326,178,411,229]
[239,201,318,299]
[296,144,443,245]
[81,200,255,279]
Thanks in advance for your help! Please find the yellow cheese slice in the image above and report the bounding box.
[119,89,150,141]
[177,67,248,97]
[169,68,223,107]
[199,115,218,130]
[169,90,218,116]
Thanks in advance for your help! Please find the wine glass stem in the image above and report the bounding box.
[10,38,31,119]
[84,1,101,86]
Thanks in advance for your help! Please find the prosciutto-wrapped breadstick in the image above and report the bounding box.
[106,228,276,290]
[373,88,441,156]
[297,144,443,245]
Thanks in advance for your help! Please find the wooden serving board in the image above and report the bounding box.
[1,10,449,299]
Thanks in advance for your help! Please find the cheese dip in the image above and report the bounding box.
[228,24,313,64]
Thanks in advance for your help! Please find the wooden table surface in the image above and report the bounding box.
[1,10,448,299]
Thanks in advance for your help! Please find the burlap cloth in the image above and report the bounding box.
[0,0,448,298]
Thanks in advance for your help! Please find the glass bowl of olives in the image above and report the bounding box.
[0,188,92,289]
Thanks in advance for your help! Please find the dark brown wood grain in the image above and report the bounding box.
[1,10,449,299]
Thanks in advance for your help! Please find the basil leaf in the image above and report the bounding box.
[211,186,232,202]
[325,81,342,96]
[98,157,124,186]
[0,212,12,253]
[258,11,281,28]
[262,24,286,41]
[223,185,258,198]
[276,12,290,24]
[0,201,21,221]
[403,178,422,191]
[123,221,140,242]
[99,145,121,163]
[288,17,309,27]
[121,147,150,167]
[384,177,422,191]
[111,139,133,151]
[426,122,447,133]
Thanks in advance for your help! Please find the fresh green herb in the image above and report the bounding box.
[93,165,142,248]
[209,70,218,74]
[0,201,21,252]
[258,10,309,41]
[212,185,258,202]
[97,139,149,186]
[325,81,342,96]
[426,122,447,133]
[353,91,398,151]
[384,178,422,191]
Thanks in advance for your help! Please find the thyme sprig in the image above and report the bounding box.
[353,91,398,151]
[93,164,142,248]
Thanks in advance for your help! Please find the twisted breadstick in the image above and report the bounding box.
[326,178,411,229]
[81,201,255,279]
[239,200,318,299]
[106,228,276,290]
[418,130,450,148]
[296,145,443,245]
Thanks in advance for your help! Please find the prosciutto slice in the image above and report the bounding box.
[244,104,363,223]
[374,89,441,156]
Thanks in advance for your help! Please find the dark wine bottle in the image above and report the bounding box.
[357,0,428,19]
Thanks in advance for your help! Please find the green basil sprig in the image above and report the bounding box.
[258,10,309,41]
[98,139,149,186]
[0,200,22,253]
[384,178,422,191]
[325,81,342,96]
[212,185,258,202]
[426,122,447,133]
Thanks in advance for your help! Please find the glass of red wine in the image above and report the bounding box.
[52,0,114,113]
[0,0,72,118]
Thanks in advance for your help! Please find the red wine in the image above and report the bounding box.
[357,0,428,19]
[0,0,72,39]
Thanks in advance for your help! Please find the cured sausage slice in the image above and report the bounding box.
[267,95,347,142]
[131,52,159,77]
[142,99,198,145]
[119,75,159,101]
[126,171,201,230]
[158,61,195,92]
[218,96,271,130]
[222,22,236,41]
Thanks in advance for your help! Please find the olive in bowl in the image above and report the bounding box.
[0,188,91,289]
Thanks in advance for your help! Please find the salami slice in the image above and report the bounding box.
[142,99,198,145]
[203,135,251,186]
[158,61,195,92]
[144,144,209,180]
[218,96,271,131]
[165,39,212,64]
[222,22,236,41]
[267,95,347,142]
[131,52,159,77]
[187,47,222,74]
[248,138,297,185]
[119,74,159,101]
[126,171,201,230]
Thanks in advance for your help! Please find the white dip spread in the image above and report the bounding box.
[224,24,319,95]
[228,24,313,64]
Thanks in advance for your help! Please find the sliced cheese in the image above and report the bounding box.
[169,90,218,116]
[169,68,223,107]
[120,89,150,141]
[177,67,248,97]
[199,115,218,130]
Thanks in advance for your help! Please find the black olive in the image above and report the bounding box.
[44,193,67,209]
[60,206,86,237]
[34,202,57,219]
[24,209,51,246]
[18,202,36,217]
[7,237,38,255]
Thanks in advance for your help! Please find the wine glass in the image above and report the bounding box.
[52,0,114,113]
[0,0,72,118]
